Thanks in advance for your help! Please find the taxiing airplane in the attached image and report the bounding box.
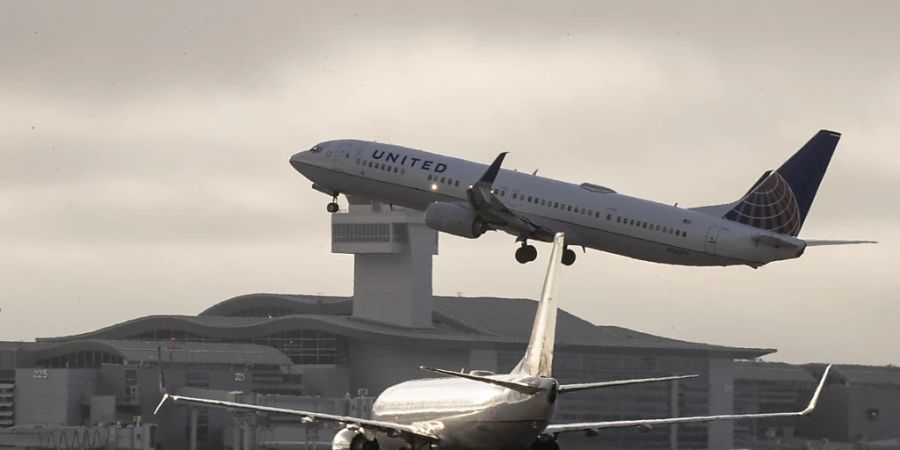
[155,233,832,450]
[289,130,873,267]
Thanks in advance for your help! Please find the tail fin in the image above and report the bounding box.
[722,130,840,236]
[512,232,564,378]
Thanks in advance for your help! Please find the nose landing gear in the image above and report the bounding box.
[326,195,340,213]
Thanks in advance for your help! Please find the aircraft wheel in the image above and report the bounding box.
[515,246,531,264]
[326,202,339,213]
[561,248,576,266]
[515,244,538,264]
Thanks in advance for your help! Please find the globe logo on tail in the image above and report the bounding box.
[723,172,802,236]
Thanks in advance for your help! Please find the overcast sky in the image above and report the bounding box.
[1,1,898,365]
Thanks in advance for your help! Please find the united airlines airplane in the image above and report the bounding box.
[156,233,832,450]
[289,130,873,267]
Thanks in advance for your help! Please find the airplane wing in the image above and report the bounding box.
[558,374,698,394]
[154,393,438,441]
[545,365,830,434]
[804,239,878,246]
[466,153,554,241]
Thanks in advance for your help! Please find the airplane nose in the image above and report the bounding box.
[289,152,306,171]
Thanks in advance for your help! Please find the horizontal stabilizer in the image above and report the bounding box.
[420,366,543,395]
[804,239,878,246]
[559,374,698,394]
[752,234,804,249]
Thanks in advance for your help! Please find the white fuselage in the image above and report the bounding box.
[371,374,558,450]
[291,140,806,267]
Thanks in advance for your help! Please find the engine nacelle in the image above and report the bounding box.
[424,202,486,239]
[332,428,379,450]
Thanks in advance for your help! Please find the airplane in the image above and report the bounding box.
[289,130,874,267]
[155,233,832,450]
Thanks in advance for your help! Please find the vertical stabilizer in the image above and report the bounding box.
[722,130,839,236]
[512,232,564,378]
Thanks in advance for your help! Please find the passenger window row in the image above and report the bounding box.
[613,215,687,237]
[510,192,603,218]
[357,158,405,175]
[426,174,461,187]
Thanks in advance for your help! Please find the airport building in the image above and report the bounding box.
[0,204,897,450]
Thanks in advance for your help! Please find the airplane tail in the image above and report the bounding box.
[716,130,840,236]
[512,232,564,378]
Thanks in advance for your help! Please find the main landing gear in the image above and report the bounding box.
[326,195,340,213]
[561,247,576,266]
[515,241,577,266]
[515,242,538,264]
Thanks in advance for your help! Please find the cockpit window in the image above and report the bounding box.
[309,145,324,153]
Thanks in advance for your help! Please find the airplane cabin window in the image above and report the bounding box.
[607,214,612,220]
[427,175,432,180]
[512,193,517,199]
[441,177,446,183]
[616,216,621,223]
[528,196,533,202]
[455,180,460,187]
[567,205,572,211]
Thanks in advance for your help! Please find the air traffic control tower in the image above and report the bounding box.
[330,200,437,328]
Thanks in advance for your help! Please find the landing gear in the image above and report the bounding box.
[561,247,576,266]
[529,435,560,450]
[326,195,339,213]
[515,242,538,264]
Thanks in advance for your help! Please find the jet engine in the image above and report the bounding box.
[332,428,379,450]
[424,202,487,239]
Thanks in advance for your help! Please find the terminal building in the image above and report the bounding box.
[0,203,897,450]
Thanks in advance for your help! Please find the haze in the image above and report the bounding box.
[1,1,897,365]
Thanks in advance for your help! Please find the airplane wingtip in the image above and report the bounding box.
[802,364,832,415]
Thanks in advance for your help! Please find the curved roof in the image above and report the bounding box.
[40,293,772,358]
[200,293,351,317]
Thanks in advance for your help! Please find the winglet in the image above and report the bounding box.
[801,364,832,415]
[153,393,170,415]
[476,152,509,187]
